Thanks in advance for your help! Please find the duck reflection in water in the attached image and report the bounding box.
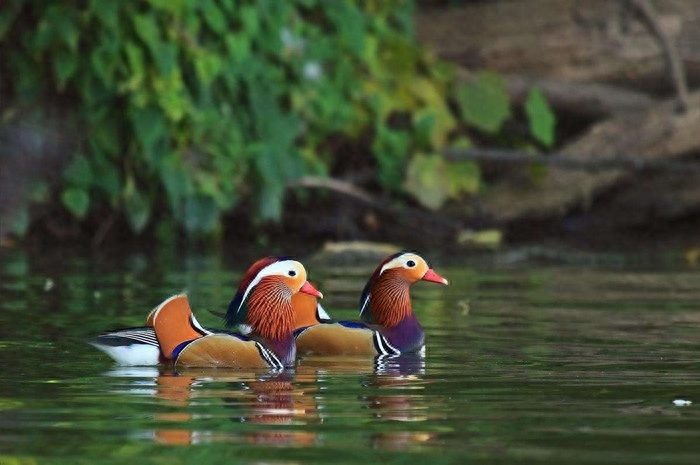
[369,354,436,450]
[297,352,435,451]
[104,351,433,450]
[105,366,319,446]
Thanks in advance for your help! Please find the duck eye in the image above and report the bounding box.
[288,270,297,277]
[406,260,416,268]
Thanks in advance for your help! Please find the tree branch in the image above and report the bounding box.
[629,0,691,111]
[443,147,700,173]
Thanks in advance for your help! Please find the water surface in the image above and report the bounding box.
[2,246,700,464]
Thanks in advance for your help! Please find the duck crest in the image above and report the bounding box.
[225,256,290,328]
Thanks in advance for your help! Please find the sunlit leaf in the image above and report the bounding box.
[403,154,448,210]
[456,72,510,133]
[200,0,226,34]
[132,14,161,52]
[413,104,456,150]
[124,41,146,81]
[446,159,480,196]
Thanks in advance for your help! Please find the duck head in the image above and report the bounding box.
[359,252,448,327]
[226,257,322,341]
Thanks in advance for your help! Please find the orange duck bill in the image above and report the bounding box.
[421,269,449,285]
[299,281,323,298]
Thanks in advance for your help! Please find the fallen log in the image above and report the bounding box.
[570,167,700,231]
[477,90,700,224]
[418,0,700,91]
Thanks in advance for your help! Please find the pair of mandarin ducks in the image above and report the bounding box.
[89,252,448,369]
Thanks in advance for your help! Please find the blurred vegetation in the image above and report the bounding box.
[0,0,554,238]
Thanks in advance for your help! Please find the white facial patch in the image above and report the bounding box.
[378,253,423,276]
[316,303,331,320]
[235,260,306,313]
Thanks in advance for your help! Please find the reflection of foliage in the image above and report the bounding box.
[0,0,555,235]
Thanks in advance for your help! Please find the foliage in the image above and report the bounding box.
[0,0,557,235]
[456,72,511,134]
[525,88,556,148]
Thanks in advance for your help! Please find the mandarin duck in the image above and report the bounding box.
[89,257,322,368]
[292,252,447,356]
[88,285,328,366]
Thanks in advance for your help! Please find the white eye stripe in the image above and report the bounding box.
[378,253,422,276]
[236,260,305,313]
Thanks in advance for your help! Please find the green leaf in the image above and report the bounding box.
[403,154,448,210]
[132,14,176,75]
[326,2,365,55]
[413,104,456,150]
[372,126,411,189]
[90,45,117,86]
[152,42,177,76]
[160,157,190,217]
[147,0,186,15]
[63,155,93,188]
[200,0,226,34]
[133,14,161,52]
[456,72,510,133]
[525,87,556,148]
[0,1,23,38]
[124,181,151,233]
[257,182,284,222]
[8,207,30,237]
[90,0,119,30]
[130,106,167,166]
[184,194,219,234]
[446,160,480,196]
[30,181,50,203]
[54,49,78,88]
[61,188,90,218]
[124,41,146,81]
[240,6,260,35]
[194,52,224,86]
[91,155,121,200]
[54,8,79,51]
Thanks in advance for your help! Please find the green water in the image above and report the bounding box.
[2,247,700,464]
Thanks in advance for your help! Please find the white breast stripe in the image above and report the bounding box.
[256,342,283,369]
[373,332,400,356]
